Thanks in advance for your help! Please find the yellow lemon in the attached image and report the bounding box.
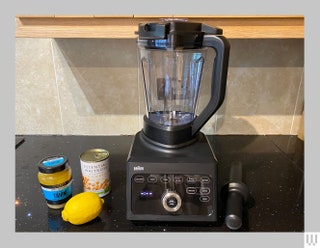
[61,192,104,225]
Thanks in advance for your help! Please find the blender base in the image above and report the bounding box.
[126,131,218,222]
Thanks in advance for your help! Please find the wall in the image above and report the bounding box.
[15,38,304,136]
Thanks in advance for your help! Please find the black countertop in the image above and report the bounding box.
[15,134,304,232]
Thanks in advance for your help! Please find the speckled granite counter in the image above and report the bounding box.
[15,134,304,232]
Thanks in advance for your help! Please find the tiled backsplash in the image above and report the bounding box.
[15,38,304,136]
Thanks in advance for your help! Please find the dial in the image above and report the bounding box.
[161,190,182,213]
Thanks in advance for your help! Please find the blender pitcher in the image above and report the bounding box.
[137,19,230,147]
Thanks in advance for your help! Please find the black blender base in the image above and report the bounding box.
[126,131,218,222]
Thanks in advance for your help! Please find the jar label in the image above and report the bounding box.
[41,180,73,202]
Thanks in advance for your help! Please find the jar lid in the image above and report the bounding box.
[136,19,223,49]
[38,155,68,173]
[80,148,109,163]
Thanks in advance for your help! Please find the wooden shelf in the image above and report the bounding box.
[15,15,304,39]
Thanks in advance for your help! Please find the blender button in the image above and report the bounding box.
[187,176,197,183]
[200,176,210,183]
[199,196,210,202]
[147,176,157,183]
[200,187,210,195]
[166,197,178,208]
[174,176,183,184]
[160,176,170,183]
[186,187,197,194]
[133,175,145,183]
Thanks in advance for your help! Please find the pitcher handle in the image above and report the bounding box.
[192,35,230,136]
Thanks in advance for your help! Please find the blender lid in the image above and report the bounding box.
[136,18,223,49]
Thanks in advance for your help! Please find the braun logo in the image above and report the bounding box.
[134,165,144,171]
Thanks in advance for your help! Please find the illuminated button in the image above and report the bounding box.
[186,187,197,194]
[199,196,210,202]
[200,187,210,195]
[140,190,153,198]
[133,175,145,183]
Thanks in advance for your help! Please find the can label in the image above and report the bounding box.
[80,149,111,197]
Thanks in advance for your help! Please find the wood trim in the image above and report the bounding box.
[15,15,304,39]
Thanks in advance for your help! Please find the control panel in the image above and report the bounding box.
[130,173,214,216]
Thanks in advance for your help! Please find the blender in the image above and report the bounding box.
[126,19,230,222]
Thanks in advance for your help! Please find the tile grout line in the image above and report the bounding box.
[214,114,217,133]
[289,70,304,135]
[50,38,65,134]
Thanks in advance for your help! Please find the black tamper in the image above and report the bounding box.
[225,161,249,230]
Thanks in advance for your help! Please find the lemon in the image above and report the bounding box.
[61,192,104,225]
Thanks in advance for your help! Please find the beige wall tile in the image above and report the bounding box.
[15,38,304,136]
[15,38,63,134]
[200,39,304,135]
[52,39,141,135]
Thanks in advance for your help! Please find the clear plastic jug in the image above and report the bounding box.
[137,19,230,146]
[140,47,207,126]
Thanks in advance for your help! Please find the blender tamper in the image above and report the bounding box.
[224,162,249,230]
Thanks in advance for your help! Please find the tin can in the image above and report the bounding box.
[80,148,111,197]
[37,155,73,209]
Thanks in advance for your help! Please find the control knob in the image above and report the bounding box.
[161,189,182,213]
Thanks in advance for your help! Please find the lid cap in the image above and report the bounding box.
[137,19,223,49]
[38,155,68,173]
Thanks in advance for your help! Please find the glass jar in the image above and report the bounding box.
[37,155,73,209]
